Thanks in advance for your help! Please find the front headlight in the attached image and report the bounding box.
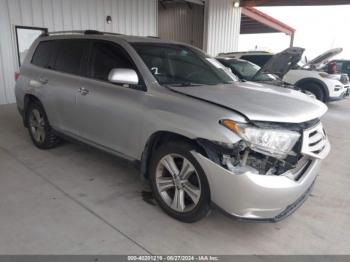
[220,119,300,159]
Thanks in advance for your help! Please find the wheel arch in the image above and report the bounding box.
[140,131,207,180]
[23,94,42,127]
[295,78,330,101]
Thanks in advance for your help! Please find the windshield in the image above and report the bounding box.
[222,59,277,81]
[132,43,237,86]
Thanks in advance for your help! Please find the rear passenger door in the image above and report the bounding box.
[41,39,89,135]
[77,40,146,158]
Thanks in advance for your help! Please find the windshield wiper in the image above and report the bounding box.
[165,82,203,87]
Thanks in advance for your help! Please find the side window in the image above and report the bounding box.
[90,41,134,81]
[31,41,55,68]
[346,63,350,74]
[335,62,343,72]
[54,39,87,75]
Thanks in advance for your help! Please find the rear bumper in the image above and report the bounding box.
[192,139,330,222]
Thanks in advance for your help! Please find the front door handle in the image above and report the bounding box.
[78,87,89,96]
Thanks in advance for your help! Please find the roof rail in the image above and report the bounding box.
[40,30,85,37]
[101,31,124,36]
[40,30,125,38]
[85,30,103,35]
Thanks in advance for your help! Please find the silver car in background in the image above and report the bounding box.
[15,30,330,222]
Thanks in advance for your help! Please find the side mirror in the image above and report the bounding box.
[108,68,139,85]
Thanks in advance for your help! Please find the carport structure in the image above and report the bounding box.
[240,7,295,47]
[238,0,350,48]
[240,0,350,6]
[158,0,296,56]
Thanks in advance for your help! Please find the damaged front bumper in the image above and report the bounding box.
[192,123,331,222]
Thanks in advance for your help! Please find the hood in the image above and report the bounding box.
[169,82,327,123]
[253,47,305,80]
[303,48,343,68]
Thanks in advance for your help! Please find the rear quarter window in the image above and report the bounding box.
[31,41,56,68]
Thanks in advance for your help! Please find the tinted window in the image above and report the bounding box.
[132,43,236,86]
[90,42,134,81]
[335,61,350,77]
[219,59,277,82]
[54,39,87,75]
[32,41,55,68]
[241,55,273,67]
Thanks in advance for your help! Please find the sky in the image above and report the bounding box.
[238,5,350,61]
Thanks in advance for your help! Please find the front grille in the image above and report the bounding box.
[301,122,328,159]
[253,118,320,132]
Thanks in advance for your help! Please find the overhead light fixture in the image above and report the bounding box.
[234,1,240,8]
[106,15,112,24]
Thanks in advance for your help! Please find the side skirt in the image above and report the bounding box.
[52,128,141,169]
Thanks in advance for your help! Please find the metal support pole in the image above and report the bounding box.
[290,32,295,47]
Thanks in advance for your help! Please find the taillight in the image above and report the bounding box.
[15,71,20,81]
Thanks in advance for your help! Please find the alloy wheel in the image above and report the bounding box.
[29,109,46,143]
[155,154,201,213]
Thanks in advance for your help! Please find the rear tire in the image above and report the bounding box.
[299,82,326,102]
[26,101,61,149]
[149,141,211,223]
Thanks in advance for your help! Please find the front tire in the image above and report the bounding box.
[27,101,61,149]
[149,141,211,223]
[299,82,326,102]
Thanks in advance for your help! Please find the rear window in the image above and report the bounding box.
[240,55,273,67]
[31,41,55,68]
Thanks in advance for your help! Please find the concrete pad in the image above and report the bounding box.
[0,98,350,254]
[0,149,147,254]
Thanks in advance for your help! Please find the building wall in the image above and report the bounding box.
[203,0,241,56]
[0,0,158,105]
[158,2,204,49]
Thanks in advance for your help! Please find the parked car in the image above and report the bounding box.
[218,51,274,67]
[217,47,315,98]
[15,30,330,223]
[283,48,350,102]
[222,49,350,102]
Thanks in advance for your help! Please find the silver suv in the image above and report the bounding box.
[15,31,330,223]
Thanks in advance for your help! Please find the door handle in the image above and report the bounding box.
[78,87,89,96]
[38,77,48,85]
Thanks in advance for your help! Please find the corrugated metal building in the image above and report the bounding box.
[0,0,158,105]
[0,0,242,105]
[204,0,241,56]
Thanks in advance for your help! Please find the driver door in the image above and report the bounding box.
[77,40,146,158]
